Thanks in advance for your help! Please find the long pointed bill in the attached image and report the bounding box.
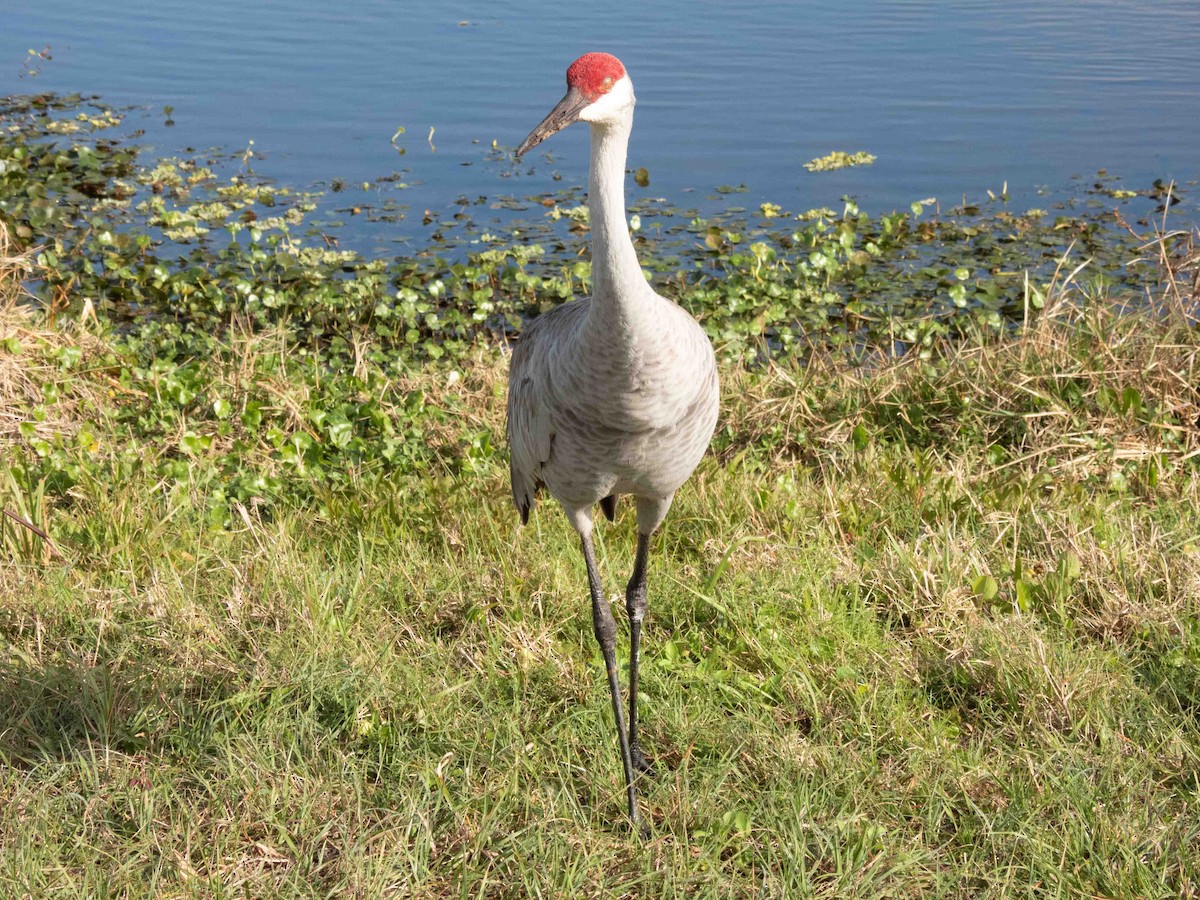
[516,87,590,158]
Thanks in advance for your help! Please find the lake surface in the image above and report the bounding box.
[4,0,1200,251]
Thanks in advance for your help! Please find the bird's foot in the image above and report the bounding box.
[630,742,655,777]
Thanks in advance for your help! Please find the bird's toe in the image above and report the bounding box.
[630,743,656,777]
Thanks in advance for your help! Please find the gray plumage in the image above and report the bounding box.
[507,291,719,535]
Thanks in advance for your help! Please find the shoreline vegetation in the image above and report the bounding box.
[2,91,1200,896]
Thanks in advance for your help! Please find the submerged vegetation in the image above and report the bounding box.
[2,92,1200,896]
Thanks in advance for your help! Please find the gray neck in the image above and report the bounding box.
[587,114,647,309]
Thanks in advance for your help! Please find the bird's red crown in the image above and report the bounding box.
[566,52,626,102]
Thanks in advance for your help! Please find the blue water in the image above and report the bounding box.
[4,0,1199,248]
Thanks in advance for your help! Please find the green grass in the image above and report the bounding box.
[3,223,1200,896]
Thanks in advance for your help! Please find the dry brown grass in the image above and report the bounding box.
[723,229,1200,482]
[0,221,108,445]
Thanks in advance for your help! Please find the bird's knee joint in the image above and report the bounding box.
[592,599,618,650]
[625,585,647,622]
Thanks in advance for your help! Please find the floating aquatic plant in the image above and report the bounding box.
[804,150,877,172]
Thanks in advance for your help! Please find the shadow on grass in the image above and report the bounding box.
[0,652,229,766]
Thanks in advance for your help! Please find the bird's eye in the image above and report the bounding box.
[602,76,614,90]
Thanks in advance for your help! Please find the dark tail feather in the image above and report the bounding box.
[599,494,617,522]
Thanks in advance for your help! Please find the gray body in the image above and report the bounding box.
[507,291,719,536]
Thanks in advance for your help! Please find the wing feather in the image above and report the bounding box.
[506,301,586,522]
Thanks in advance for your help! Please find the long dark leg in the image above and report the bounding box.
[580,533,641,830]
[625,532,654,775]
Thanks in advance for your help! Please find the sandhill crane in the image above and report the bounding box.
[508,52,720,831]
